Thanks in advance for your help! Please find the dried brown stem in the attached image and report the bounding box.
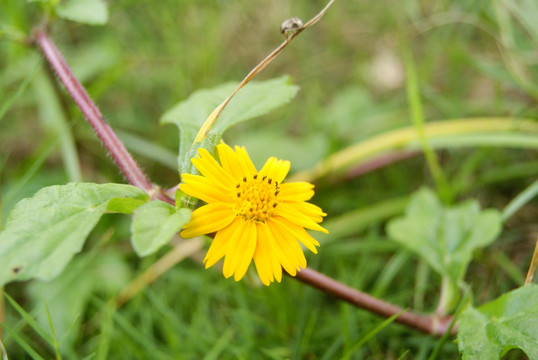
[192,0,336,145]
[525,237,538,285]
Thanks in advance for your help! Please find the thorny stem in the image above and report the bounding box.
[33,28,173,205]
[295,268,457,336]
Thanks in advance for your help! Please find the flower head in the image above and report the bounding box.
[180,143,328,285]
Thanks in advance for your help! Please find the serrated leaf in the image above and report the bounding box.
[0,183,149,286]
[458,285,538,359]
[386,188,501,308]
[56,0,109,25]
[131,201,192,257]
[160,76,299,174]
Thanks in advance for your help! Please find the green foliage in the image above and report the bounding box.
[458,285,538,359]
[131,201,191,257]
[2,0,538,358]
[26,251,132,355]
[387,188,502,311]
[160,76,299,175]
[55,0,108,25]
[0,183,148,286]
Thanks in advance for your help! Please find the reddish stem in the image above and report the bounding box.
[34,28,172,204]
[295,267,457,336]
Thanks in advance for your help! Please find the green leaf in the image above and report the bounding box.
[56,0,109,25]
[131,201,192,257]
[106,196,148,214]
[458,285,538,359]
[160,76,299,174]
[386,188,501,306]
[0,183,149,287]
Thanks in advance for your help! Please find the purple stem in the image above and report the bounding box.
[34,28,173,204]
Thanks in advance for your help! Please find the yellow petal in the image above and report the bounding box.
[254,222,283,285]
[192,148,237,189]
[217,143,254,180]
[234,146,257,176]
[217,143,244,180]
[222,219,256,281]
[272,216,320,253]
[267,218,307,273]
[258,220,296,276]
[180,174,232,203]
[285,201,327,223]
[203,218,241,268]
[278,182,315,202]
[275,203,328,234]
[180,203,235,238]
[259,157,290,183]
[253,228,273,285]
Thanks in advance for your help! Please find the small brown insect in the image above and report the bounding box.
[280,17,303,39]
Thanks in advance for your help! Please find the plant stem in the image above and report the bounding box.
[33,28,173,204]
[295,267,456,336]
[191,0,336,146]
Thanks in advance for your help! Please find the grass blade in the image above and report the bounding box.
[341,311,404,359]
[0,321,44,360]
[501,178,538,221]
[3,294,53,345]
[402,47,451,203]
[43,303,62,360]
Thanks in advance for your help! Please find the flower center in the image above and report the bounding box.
[234,174,280,222]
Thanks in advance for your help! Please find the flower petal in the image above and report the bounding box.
[203,218,241,268]
[286,201,327,223]
[272,216,320,254]
[180,203,235,238]
[234,146,257,176]
[192,148,237,189]
[278,182,315,202]
[254,222,283,285]
[275,203,328,234]
[258,220,295,276]
[222,219,257,281]
[217,143,246,180]
[253,230,273,285]
[180,174,233,204]
[259,157,290,183]
[267,218,307,274]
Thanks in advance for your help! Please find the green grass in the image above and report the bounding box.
[1,0,538,358]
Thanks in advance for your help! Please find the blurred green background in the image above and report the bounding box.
[1,0,538,358]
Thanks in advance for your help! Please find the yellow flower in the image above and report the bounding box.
[180,143,328,285]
